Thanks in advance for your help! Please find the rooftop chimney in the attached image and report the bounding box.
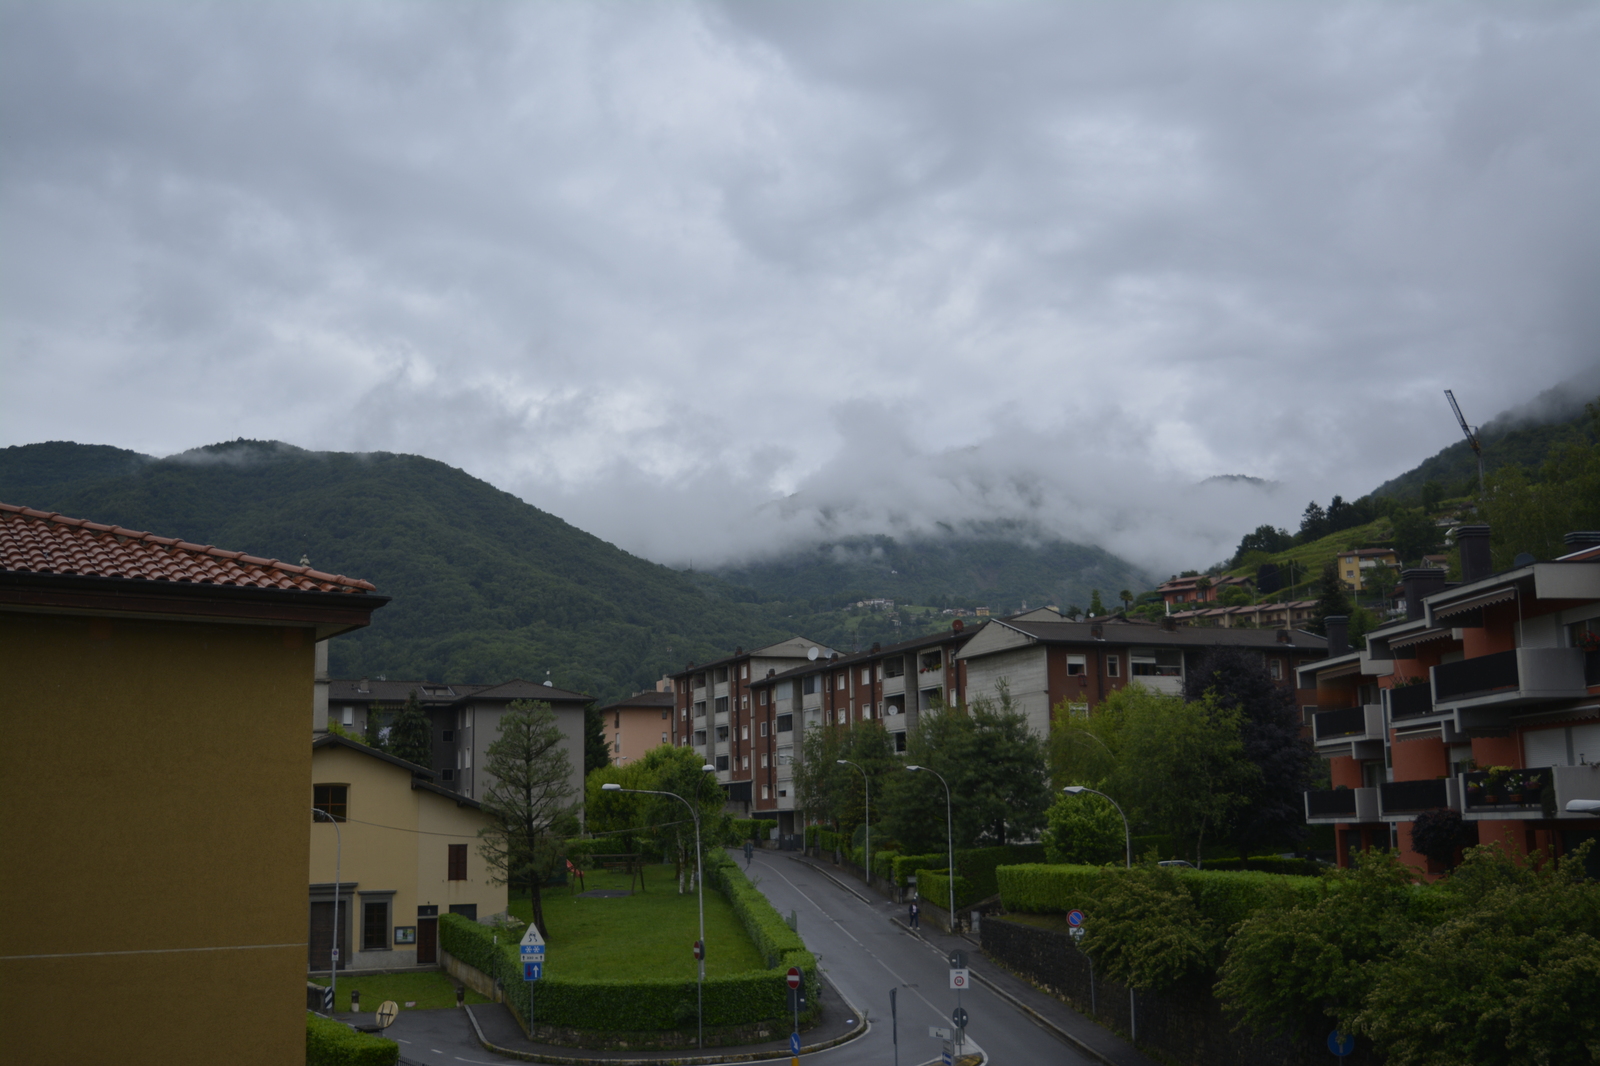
[1325,615,1349,658]
[1161,615,1177,632]
[1563,531,1600,551]
[871,642,881,653]
[1090,623,1104,640]
[1276,628,1293,644]
[1402,567,1448,621]
[1457,525,1492,583]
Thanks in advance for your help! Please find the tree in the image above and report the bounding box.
[1409,808,1465,870]
[1119,589,1134,613]
[387,689,432,767]
[583,704,611,774]
[1299,501,1329,541]
[1184,647,1314,858]
[1217,584,1251,607]
[1232,525,1293,567]
[1099,686,1255,864]
[1042,790,1125,865]
[1420,480,1444,512]
[1062,604,1084,620]
[585,744,725,890]
[1390,508,1439,564]
[1310,560,1352,636]
[364,702,393,750]
[1088,589,1106,616]
[477,700,579,937]
[879,686,1051,852]
[1255,561,1281,595]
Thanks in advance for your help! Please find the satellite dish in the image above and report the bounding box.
[1514,552,1535,567]
[807,647,820,661]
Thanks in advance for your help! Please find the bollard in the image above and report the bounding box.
[350,989,360,1014]
[322,986,334,1011]
[456,985,465,1008]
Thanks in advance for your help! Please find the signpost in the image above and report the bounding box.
[520,923,546,1022]
[1327,1031,1356,1058]
[787,965,803,1065]
[949,968,969,990]
[1068,909,1094,1015]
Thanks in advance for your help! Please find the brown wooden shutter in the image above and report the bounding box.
[448,843,467,880]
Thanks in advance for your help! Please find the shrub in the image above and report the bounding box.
[996,863,1325,933]
[307,1011,399,1066]
[1201,856,1331,877]
[916,870,976,911]
[728,818,778,845]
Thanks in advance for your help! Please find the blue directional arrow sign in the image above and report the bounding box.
[790,1032,801,1054]
[1327,1031,1355,1057]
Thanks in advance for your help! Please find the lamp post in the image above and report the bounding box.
[1061,785,1135,1042]
[836,759,870,885]
[313,807,342,1012]
[905,765,955,930]
[601,764,717,1048]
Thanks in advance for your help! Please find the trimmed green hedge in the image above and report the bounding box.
[729,818,778,844]
[916,870,974,911]
[996,863,1326,932]
[1200,856,1331,877]
[307,1011,398,1066]
[892,852,947,888]
[440,850,818,1034]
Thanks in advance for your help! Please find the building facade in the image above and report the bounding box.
[595,686,675,766]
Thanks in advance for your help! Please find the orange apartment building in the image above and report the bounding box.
[1302,526,1600,874]
[596,685,675,765]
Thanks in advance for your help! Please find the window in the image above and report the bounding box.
[837,709,846,724]
[920,650,942,671]
[741,664,749,679]
[613,739,620,753]
[1066,654,1086,676]
[760,722,769,737]
[441,729,454,743]
[1270,659,1283,681]
[760,690,768,705]
[777,714,793,733]
[614,712,621,728]
[893,732,907,753]
[716,725,729,742]
[694,701,707,718]
[442,768,454,781]
[762,784,770,799]
[1106,655,1121,678]
[761,753,769,767]
[778,788,787,798]
[861,667,872,684]
[661,732,668,744]
[661,707,669,719]
[448,844,467,881]
[694,673,706,689]
[362,899,390,950]
[313,784,348,822]
[742,695,749,709]
[694,730,707,746]
[340,706,354,726]
[715,755,730,771]
[884,658,904,678]
[803,675,819,695]
[742,725,749,740]
[715,696,728,715]
[1131,649,1182,677]
[715,666,729,683]
[449,904,477,920]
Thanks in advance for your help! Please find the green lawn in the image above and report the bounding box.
[310,970,491,1011]
[507,865,767,981]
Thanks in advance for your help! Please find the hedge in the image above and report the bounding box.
[440,849,818,1034]
[728,818,778,844]
[915,870,975,911]
[307,1011,398,1066]
[996,863,1326,932]
[1199,856,1331,877]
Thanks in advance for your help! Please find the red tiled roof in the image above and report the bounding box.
[0,503,375,593]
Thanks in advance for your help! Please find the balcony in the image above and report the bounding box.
[1379,777,1459,820]
[1385,682,1457,741]
[881,675,905,696]
[1433,648,1589,713]
[1312,705,1385,760]
[1460,764,1600,821]
[1304,786,1379,824]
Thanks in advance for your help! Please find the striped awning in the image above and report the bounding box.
[1387,627,1454,650]
[1433,586,1518,619]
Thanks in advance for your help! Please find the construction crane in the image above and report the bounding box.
[1445,389,1485,494]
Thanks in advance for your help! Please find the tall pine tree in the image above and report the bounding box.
[387,689,433,768]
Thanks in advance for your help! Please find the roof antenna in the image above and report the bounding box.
[1445,389,1485,494]
[543,670,554,688]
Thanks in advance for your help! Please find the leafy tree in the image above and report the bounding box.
[387,690,432,767]
[1310,560,1352,636]
[1083,865,1219,990]
[1299,501,1329,542]
[1041,790,1125,865]
[1390,507,1439,564]
[587,744,729,891]
[1100,686,1254,864]
[1478,399,1600,568]
[879,686,1051,852]
[1346,604,1381,650]
[363,702,393,750]
[1088,589,1106,616]
[1255,561,1281,595]
[1409,808,1465,870]
[477,700,579,937]
[1232,524,1292,567]
[1217,584,1251,607]
[583,704,611,774]
[1420,479,1444,512]
[1184,647,1314,858]
[1062,604,1083,620]
[1118,589,1134,612]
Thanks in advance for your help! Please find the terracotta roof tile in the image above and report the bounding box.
[0,503,376,594]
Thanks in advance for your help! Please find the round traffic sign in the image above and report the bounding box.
[1327,1031,1355,1057]
[786,966,802,989]
[951,1006,968,1029]
[376,1001,399,1029]
[1067,909,1085,927]
[693,940,704,960]
[948,950,967,968]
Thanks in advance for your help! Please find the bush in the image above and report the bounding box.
[307,1011,399,1066]
[440,850,819,1033]
[996,863,1325,933]
[916,870,975,911]
[1202,856,1331,877]
[728,818,778,845]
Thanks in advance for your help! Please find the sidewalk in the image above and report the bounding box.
[788,853,1158,1066]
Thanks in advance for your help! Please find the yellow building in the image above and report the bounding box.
[0,503,385,1066]
[1336,548,1402,591]
[310,736,506,972]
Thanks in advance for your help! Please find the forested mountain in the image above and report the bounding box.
[712,527,1151,618]
[0,440,788,701]
[2,439,1154,700]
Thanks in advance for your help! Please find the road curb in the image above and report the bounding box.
[887,917,1121,1066]
[461,970,869,1066]
[784,854,874,905]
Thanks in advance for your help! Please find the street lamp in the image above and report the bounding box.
[601,764,717,1048]
[905,765,955,930]
[313,807,342,1012]
[1061,786,1131,868]
[837,759,870,885]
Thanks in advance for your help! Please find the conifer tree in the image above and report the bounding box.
[388,689,433,768]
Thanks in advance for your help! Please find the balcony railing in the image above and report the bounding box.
[1462,766,1551,817]
[1387,683,1435,721]
[1304,786,1378,823]
[1434,650,1519,702]
[1586,650,1600,687]
[1312,706,1367,740]
[1379,777,1456,818]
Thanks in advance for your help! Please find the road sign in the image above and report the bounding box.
[523,960,543,981]
[786,966,802,989]
[789,1032,801,1054]
[1067,909,1086,927]
[376,1001,399,1029]
[928,1026,952,1039]
[520,923,546,965]
[1069,926,1085,942]
[693,940,704,960]
[949,968,969,990]
[942,1038,954,1066]
[1327,1031,1356,1057]
[948,949,967,968]
[951,1006,968,1029]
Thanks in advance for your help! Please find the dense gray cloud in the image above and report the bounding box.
[3,1,1597,576]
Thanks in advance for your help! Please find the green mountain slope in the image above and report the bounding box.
[1370,408,1597,501]
[713,528,1152,617]
[0,439,788,700]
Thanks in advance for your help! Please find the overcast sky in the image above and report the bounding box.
[4,2,1598,576]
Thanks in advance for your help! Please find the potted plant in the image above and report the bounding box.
[1483,766,1511,805]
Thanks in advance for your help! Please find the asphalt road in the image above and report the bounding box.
[743,851,1096,1066]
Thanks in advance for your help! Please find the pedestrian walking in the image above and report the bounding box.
[909,900,919,930]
